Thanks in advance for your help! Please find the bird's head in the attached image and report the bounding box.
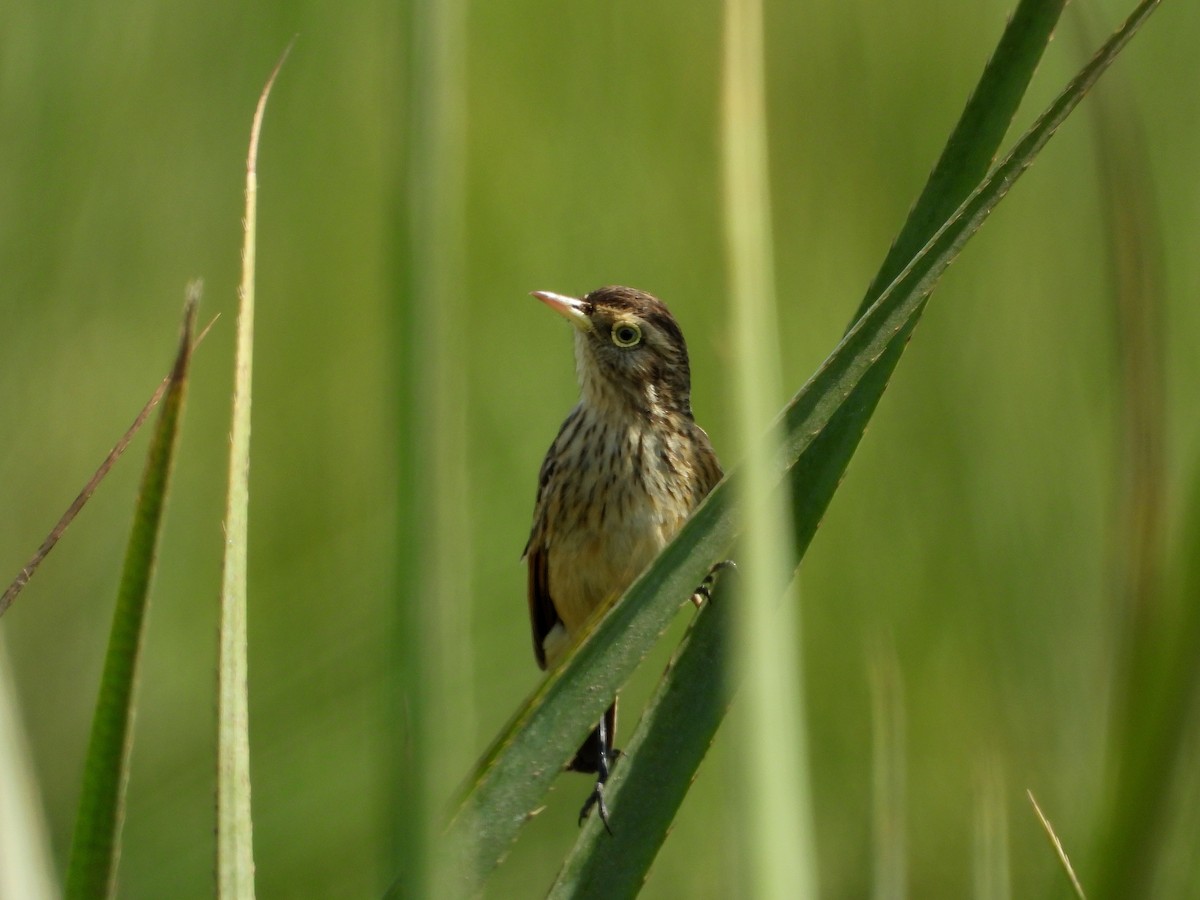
[532,286,695,419]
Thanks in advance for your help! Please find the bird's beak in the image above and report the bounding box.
[531,291,592,332]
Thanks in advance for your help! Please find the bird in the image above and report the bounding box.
[523,285,724,830]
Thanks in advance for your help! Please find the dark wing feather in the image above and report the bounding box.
[525,413,578,670]
[689,423,724,501]
[526,542,559,670]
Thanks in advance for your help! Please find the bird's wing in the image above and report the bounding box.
[691,423,725,500]
[525,415,574,671]
[525,541,560,671]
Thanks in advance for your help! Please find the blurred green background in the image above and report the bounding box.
[2,1,1196,896]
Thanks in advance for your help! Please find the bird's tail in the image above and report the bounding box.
[566,701,617,774]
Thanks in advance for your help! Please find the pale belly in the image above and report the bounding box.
[533,405,715,668]
[546,495,687,645]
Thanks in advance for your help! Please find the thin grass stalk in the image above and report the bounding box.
[0,384,170,618]
[1071,9,1171,894]
[1028,790,1086,900]
[65,291,198,899]
[972,760,1010,900]
[1091,460,1200,898]
[869,640,906,900]
[389,1,473,896]
[1143,479,1200,891]
[216,50,289,898]
[721,0,817,895]
[1,317,218,619]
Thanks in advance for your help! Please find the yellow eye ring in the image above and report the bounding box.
[611,321,642,348]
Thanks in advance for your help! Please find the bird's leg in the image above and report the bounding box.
[578,713,615,834]
[690,559,737,607]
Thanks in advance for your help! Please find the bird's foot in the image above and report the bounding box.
[690,559,737,607]
[578,733,616,835]
[578,779,613,835]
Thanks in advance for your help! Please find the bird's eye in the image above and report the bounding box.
[611,322,642,348]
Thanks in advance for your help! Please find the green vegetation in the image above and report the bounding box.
[0,1,1192,897]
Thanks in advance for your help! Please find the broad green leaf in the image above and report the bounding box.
[65,290,198,899]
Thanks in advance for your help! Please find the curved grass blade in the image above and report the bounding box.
[64,288,198,899]
[430,0,1161,892]
[217,43,292,900]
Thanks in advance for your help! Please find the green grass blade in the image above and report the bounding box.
[1073,9,1173,892]
[65,289,198,900]
[430,1,1160,891]
[973,762,1011,900]
[434,465,740,895]
[820,0,1067,566]
[721,0,817,895]
[386,0,473,896]
[1093,452,1200,897]
[870,642,907,900]
[0,634,58,900]
[854,0,1067,327]
[216,48,289,899]
[0,351,188,618]
[780,0,1156,543]
[546,574,736,899]
[824,0,1068,550]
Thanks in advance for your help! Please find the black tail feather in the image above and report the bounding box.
[567,701,616,773]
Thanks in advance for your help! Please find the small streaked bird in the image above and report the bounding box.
[523,285,723,829]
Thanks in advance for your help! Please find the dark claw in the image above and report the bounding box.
[577,708,615,834]
[692,559,737,605]
[578,782,613,834]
